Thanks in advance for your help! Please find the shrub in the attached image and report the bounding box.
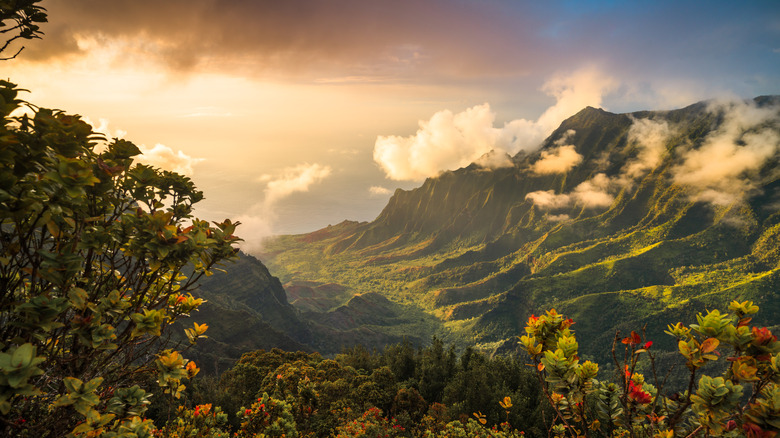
[0,81,240,436]
[520,302,779,437]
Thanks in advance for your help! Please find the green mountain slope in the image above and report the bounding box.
[183,253,314,373]
[260,97,780,358]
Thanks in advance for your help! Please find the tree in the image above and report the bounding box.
[0,80,240,436]
[0,0,47,60]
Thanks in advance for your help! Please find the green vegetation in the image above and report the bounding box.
[259,100,780,362]
[522,302,779,437]
[0,80,239,435]
[175,339,547,437]
[2,5,778,436]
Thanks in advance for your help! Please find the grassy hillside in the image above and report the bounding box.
[259,97,780,360]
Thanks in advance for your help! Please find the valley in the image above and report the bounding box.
[200,97,780,364]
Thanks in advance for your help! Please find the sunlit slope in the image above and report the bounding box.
[262,97,780,357]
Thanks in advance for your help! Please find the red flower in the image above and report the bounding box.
[627,381,652,404]
[643,341,653,349]
[244,409,252,415]
[751,327,777,346]
[622,331,641,345]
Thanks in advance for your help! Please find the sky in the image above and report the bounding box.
[3,0,779,252]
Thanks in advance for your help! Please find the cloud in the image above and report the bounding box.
[137,144,204,177]
[83,116,127,140]
[373,103,505,181]
[80,117,205,177]
[374,67,616,181]
[571,173,615,208]
[264,163,332,206]
[671,99,780,205]
[526,173,615,210]
[236,163,333,253]
[526,99,779,213]
[369,186,393,196]
[525,190,572,209]
[532,145,582,174]
[623,117,674,179]
[28,0,541,80]
[233,208,274,256]
[533,67,618,137]
[526,115,675,211]
[475,150,514,169]
[532,131,583,174]
[547,214,571,222]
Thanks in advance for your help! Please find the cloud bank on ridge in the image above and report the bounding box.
[524,98,780,212]
[373,67,617,181]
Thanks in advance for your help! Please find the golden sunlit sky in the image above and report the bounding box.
[4,0,780,250]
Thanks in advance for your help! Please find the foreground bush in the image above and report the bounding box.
[520,302,779,437]
[0,81,240,436]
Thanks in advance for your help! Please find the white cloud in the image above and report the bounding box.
[373,103,505,181]
[264,163,332,206]
[233,208,274,255]
[525,190,572,209]
[236,163,333,253]
[526,173,615,210]
[137,143,204,176]
[534,66,618,137]
[369,186,393,196]
[83,116,127,140]
[671,99,780,205]
[526,98,779,213]
[373,66,617,181]
[475,150,514,169]
[80,116,204,177]
[532,145,583,174]
[572,173,615,208]
[547,214,571,222]
[623,117,674,179]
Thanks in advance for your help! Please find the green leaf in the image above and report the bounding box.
[82,377,103,393]
[68,287,89,310]
[63,376,83,393]
[10,343,34,368]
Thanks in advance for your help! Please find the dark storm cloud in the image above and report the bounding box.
[22,0,780,91]
[29,0,545,79]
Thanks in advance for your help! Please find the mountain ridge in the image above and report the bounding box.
[248,96,779,359]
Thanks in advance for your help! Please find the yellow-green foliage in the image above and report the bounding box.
[523,301,780,438]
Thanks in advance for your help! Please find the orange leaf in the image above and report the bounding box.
[700,338,719,354]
